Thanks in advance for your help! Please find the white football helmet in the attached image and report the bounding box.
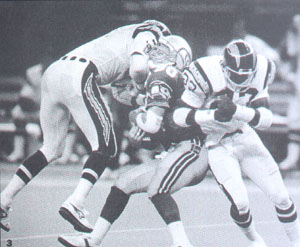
[143,20,171,36]
[222,39,257,90]
[148,35,192,71]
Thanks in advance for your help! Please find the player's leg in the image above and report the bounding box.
[59,62,118,232]
[147,138,204,247]
[208,142,266,247]
[1,67,70,231]
[240,130,300,246]
[58,162,155,246]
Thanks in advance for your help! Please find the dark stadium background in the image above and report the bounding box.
[0,0,300,161]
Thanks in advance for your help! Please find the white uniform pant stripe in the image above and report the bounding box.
[158,151,195,194]
[161,152,198,194]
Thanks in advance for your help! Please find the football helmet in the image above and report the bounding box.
[222,39,257,89]
[143,20,171,36]
[148,35,192,71]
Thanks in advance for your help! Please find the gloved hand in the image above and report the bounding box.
[213,96,237,122]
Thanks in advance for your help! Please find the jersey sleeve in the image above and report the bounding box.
[251,59,276,103]
[145,66,179,109]
[180,61,209,108]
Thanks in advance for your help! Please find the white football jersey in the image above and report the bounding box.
[181,55,275,146]
[65,23,160,85]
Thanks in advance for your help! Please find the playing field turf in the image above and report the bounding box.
[1,163,299,247]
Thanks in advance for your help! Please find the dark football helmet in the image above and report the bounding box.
[222,39,257,89]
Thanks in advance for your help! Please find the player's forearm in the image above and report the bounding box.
[136,108,164,134]
[172,107,215,127]
[111,85,145,107]
[233,105,273,129]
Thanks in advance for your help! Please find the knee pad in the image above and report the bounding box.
[271,191,291,209]
[151,193,180,225]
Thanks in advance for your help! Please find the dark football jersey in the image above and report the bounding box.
[143,65,204,148]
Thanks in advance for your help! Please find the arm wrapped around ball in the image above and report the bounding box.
[213,96,273,128]
[172,107,216,127]
[213,96,237,122]
[233,105,273,129]
[128,106,164,134]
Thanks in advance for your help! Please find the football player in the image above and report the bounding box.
[0,20,171,233]
[57,35,208,247]
[172,39,300,247]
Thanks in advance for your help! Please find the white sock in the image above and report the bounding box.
[240,223,265,243]
[1,175,26,210]
[89,217,112,245]
[168,221,191,245]
[282,219,300,244]
[67,178,93,207]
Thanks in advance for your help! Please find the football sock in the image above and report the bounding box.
[70,151,108,206]
[1,151,48,209]
[168,221,191,245]
[276,203,300,244]
[90,217,112,244]
[230,205,265,242]
[100,186,130,224]
[67,178,94,207]
[151,193,180,225]
[81,151,106,184]
[240,224,265,243]
[230,205,252,229]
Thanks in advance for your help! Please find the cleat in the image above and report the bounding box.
[0,206,10,232]
[58,234,100,247]
[59,201,93,233]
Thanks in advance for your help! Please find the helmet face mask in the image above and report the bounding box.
[222,39,257,90]
[148,35,192,71]
[148,41,177,65]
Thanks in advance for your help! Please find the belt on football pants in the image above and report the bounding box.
[222,129,243,139]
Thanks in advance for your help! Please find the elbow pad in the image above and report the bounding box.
[136,110,163,134]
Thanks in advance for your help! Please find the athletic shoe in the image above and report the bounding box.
[0,206,10,232]
[59,201,93,233]
[58,234,100,247]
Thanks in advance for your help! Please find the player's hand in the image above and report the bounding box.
[128,125,145,146]
[213,96,237,122]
